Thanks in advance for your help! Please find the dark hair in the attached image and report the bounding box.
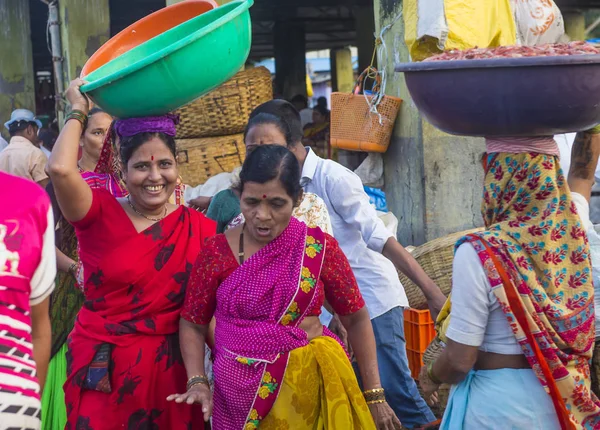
[244,113,292,146]
[8,120,37,137]
[313,105,329,118]
[119,132,177,165]
[290,94,308,109]
[249,100,303,144]
[317,97,327,109]
[238,145,302,203]
[84,108,110,133]
[38,129,57,151]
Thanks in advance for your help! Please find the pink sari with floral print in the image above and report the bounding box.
[211,217,328,430]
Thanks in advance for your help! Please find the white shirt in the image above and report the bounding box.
[0,136,7,152]
[571,192,600,338]
[446,243,522,355]
[301,148,408,323]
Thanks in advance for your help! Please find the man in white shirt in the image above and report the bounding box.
[566,127,600,398]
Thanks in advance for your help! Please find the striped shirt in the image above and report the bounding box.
[0,171,56,427]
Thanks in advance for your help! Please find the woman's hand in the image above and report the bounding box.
[167,384,213,422]
[419,364,440,406]
[65,79,90,113]
[368,402,402,429]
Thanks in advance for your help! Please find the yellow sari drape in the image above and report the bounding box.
[261,336,376,429]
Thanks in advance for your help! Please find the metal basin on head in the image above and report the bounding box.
[395,54,600,137]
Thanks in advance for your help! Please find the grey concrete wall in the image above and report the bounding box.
[374,0,484,246]
[0,0,35,133]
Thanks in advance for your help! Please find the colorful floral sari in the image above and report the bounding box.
[445,152,600,429]
[211,218,373,430]
[65,204,213,429]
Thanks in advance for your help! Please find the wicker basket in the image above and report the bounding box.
[400,228,484,310]
[176,135,246,187]
[175,66,273,139]
[330,68,402,153]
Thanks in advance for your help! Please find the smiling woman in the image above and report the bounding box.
[46,79,216,430]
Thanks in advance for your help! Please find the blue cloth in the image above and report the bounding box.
[441,368,561,430]
[355,307,436,428]
[364,186,388,212]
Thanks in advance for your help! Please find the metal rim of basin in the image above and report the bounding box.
[395,54,600,73]
[81,0,253,93]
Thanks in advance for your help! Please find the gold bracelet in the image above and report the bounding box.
[366,399,386,405]
[363,388,385,402]
[427,361,442,385]
[186,374,209,390]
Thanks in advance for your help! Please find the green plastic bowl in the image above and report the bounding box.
[81,0,253,118]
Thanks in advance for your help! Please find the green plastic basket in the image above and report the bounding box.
[81,0,253,118]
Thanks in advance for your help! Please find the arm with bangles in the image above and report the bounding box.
[568,127,600,203]
[46,79,93,223]
[321,236,402,429]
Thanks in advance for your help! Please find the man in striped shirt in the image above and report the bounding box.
[1,171,55,429]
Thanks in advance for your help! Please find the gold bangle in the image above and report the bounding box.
[363,388,385,402]
[186,374,209,390]
[366,399,386,405]
[363,388,385,395]
[427,361,442,385]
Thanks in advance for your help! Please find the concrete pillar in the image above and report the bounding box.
[563,10,586,41]
[274,21,306,99]
[374,1,484,245]
[0,0,35,132]
[330,48,354,93]
[59,0,110,83]
[355,6,376,73]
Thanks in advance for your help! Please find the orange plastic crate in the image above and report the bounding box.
[406,349,425,379]
[404,308,436,353]
[404,308,436,379]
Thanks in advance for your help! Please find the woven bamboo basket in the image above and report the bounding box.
[176,135,246,187]
[400,228,484,310]
[175,66,273,139]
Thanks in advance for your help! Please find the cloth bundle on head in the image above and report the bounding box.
[114,114,180,138]
[484,136,560,157]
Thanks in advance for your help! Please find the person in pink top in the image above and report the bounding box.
[0,171,55,429]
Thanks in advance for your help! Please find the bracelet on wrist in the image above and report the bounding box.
[186,374,209,391]
[427,361,443,385]
[363,388,385,402]
[366,399,387,406]
[65,109,88,129]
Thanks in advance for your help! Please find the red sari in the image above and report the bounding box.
[64,188,215,429]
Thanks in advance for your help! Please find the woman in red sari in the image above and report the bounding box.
[47,79,216,429]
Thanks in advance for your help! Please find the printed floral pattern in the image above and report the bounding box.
[455,152,600,428]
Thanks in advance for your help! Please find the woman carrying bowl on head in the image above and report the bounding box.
[42,107,113,430]
[47,79,216,429]
[419,137,600,429]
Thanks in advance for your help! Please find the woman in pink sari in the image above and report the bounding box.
[169,145,401,429]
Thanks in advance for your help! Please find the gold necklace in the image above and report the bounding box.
[127,195,167,222]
